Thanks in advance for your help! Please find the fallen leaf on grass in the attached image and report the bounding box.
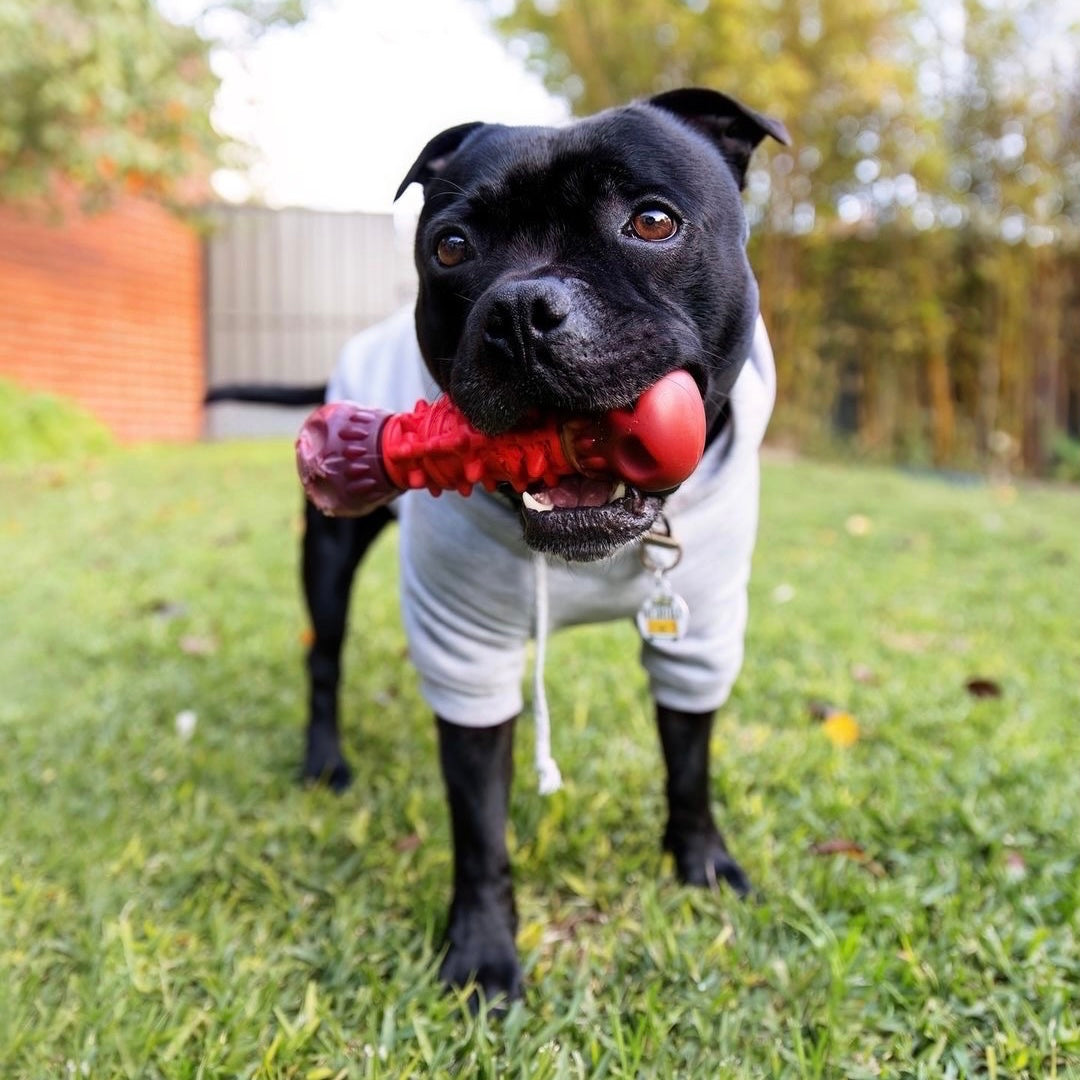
[810,838,886,877]
[541,906,607,946]
[146,599,189,621]
[394,833,422,854]
[965,677,1003,699]
[180,635,218,656]
[212,530,246,548]
[808,702,861,748]
[42,466,70,489]
[811,838,866,856]
[822,712,860,747]
[880,630,935,654]
[175,710,197,740]
[1003,850,1027,880]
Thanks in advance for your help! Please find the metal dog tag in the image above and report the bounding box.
[636,516,690,643]
[636,575,690,642]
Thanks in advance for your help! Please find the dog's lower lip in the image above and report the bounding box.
[516,484,663,562]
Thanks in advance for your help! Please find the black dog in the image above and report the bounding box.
[211,88,788,1004]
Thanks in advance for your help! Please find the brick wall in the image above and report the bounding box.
[0,196,204,443]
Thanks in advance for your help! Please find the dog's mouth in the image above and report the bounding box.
[491,367,707,561]
[521,474,629,513]
[507,474,664,562]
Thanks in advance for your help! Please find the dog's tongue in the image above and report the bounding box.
[542,475,616,509]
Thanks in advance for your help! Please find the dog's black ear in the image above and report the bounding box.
[395,122,485,200]
[647,88,791,189]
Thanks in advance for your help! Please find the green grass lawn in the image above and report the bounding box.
[2,442,1078,1079]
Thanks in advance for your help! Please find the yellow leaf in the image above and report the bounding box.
[822,712,860,748]
[517,920,543,952]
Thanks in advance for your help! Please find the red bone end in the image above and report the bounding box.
[569,370,707,492]
[295,402,397,516]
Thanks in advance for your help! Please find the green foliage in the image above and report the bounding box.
[1050,434,1080,484]
[0,377,114,464]
[0,0,307,210]
[488,0,921,234]
[752,227,1080,474]
[2,442,1080,1076]
[941,0,1080,238]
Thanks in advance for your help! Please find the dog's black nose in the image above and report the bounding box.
[485,278,572,360]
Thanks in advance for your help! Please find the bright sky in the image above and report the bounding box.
[210,0,569,215]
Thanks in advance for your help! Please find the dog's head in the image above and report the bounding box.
[397,88,789,562]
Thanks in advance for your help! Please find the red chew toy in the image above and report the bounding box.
[296,370,706,517]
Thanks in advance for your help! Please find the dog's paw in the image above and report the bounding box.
[440,904,523,1010]
[301,743,353,793]
[666,828,753,897]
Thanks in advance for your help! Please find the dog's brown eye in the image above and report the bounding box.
[629,207,678,242]
[436,234,468,267]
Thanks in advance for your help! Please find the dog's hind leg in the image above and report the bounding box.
[656,704,752,896]
[301,500,393,791]
[436,717,523,1008]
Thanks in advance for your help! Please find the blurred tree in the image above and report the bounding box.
[486,0,929,231]
[933,0,1080,237]
[486,0,1077,236]
[0,0,308,210]
[920,0,1079,466]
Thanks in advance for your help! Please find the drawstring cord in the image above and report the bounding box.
[531,552,562,795]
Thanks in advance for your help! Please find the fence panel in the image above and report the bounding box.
[204,207,416,438]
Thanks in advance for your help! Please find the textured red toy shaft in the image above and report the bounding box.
[295,370,706,517]
[380,396,572,495]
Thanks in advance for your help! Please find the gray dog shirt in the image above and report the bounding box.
[327,307,775,784]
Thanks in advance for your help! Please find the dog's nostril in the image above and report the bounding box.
[484,280,572,359]
[485,302,514,347]
[528,289,569,335]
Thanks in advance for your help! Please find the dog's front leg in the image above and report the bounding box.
[656,704,752,896]
[301,502,392,791]
[436,717,522,1006]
